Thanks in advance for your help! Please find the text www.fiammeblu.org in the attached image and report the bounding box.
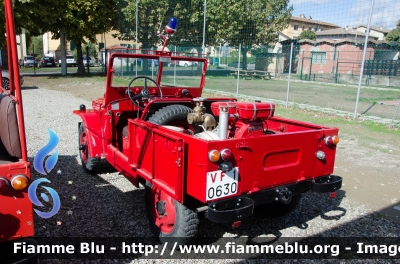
[101,242,400,257]
[14,241,400,257]
[162,242,339,256]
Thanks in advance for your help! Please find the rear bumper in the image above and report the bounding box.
[205,174,342,223]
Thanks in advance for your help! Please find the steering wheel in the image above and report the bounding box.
[127,76,163,109]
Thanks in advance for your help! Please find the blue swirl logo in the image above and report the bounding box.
[29,129,61,218]
[33,129,59,175]
[28,178,61,218]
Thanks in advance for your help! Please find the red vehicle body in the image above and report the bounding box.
[74,23,342,245]
[0,0,37,263]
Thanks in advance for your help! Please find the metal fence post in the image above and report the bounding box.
[354,0,375,119]
[202,0,206,57]
[286,42,294,108]
[174,46,176,86]
[390,101,400,128]
[236,44,241,98]
[300,56,304,80]
[60,30,66,75]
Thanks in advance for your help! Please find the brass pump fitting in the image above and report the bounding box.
[187,102,206,124]
[202,113,216,131]
[187,102,216,131]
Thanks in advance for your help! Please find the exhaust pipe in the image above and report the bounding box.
[218,107,228,139]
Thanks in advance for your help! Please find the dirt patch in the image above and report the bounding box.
[23,75,105,101]
[22,75,400,221]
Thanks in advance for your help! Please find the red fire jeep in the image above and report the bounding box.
[74,19,342,245]
[0,0,37,263]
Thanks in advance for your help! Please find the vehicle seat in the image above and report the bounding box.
[0,94,21,164]
[122,126,129,138]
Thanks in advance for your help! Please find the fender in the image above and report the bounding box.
[73,109,104,158]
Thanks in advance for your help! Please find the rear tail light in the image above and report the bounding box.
[220,148,232,161]
[0,177,9,193]
[209,148,233,162]
[325,136,340,146]
[11,174,29,190]
[208,149,220,162]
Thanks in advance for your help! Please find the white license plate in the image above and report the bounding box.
[47,63,52,65]
[206,167,239,201]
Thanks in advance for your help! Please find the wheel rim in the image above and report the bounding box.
[2,78,10,90]
[79,130,88,163]
[150,185,177,234]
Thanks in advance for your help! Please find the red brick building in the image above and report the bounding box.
[298,38,399,76]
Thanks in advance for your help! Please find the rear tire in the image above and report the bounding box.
[145,181,198,246]
[254,194,302,218]
[78,123,101,173]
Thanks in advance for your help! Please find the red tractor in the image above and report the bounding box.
[74,19,342,245]
[0,0,37,263]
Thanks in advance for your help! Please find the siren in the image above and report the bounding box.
[165,17,178,34]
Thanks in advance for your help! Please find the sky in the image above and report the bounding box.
[290,0,400,30]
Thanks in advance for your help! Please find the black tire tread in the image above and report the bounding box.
[148,105,192,125]
[145,181,198,247]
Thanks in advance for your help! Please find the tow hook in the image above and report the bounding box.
[275,187,292,204]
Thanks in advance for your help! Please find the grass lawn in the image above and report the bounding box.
[21,68,400,121]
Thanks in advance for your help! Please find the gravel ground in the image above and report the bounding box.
[21,87,400,263]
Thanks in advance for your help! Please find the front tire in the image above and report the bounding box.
[145,181,198,246]
[78,123,101,173]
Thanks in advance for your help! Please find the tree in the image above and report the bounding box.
[10,0,118,74]
[82,42,97,58]
[208,0,293,69]
[0,0,45,50]
[118,0,292,70]
[118,0,211,71]
[298,30,316,40]
[119,0,170,50]
[386,20,400,44]
[119,0,209,49]
[27,35,43,58]
[56,0,118,74]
